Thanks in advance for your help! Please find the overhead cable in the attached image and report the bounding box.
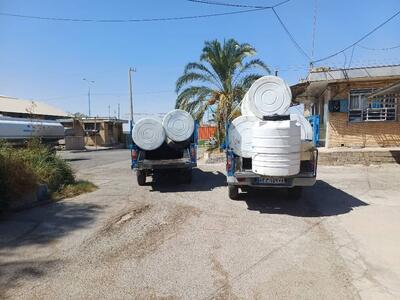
[357,43,400,51]
[271,8,311,60]
[312,8,400,63]
[186,0,291,9]
[0,7,271,23]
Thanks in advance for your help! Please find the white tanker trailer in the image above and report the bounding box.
[0,116,65,145]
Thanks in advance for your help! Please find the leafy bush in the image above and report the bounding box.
[0,140,76,208]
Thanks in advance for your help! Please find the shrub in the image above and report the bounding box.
[0,140,76,208]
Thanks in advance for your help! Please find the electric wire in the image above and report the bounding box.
[357,43,400,51]
[0,7,272,23]
[272,7,311,60]
[312,8,400,63]
[186,0,291,9]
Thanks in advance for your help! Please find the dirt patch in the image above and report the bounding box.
[99,204,152,235]
[106,204,201,261]
[211,257,239,300]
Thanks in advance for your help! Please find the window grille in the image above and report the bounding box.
[348,89,398,122]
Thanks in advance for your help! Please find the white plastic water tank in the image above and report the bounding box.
[162,109,194,142]
[289,113,313,141]
[228,115,258,158]
[132,118,166,150]
[247,76,292,118]
[240,93,254,116]
[252,120,301,176]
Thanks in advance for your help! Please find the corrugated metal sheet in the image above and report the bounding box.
[198,126,216,140]
[0,95,68,117]
[307,65,400,82]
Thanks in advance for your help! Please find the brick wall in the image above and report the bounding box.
[325,79,400,148]
[328,112,400,147]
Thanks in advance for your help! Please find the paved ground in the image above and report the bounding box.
[1,150,400,299]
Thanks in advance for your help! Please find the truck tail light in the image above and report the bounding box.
[226,151,235,176]
[226,155,232,172]
[131,149,137,161]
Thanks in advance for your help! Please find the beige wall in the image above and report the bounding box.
[328,112,400,147]
[326,79,400,148]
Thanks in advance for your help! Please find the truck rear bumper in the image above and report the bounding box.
[227,171,316,188]
[135,159,196,170]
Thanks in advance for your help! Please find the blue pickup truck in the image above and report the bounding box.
[225,121,318,200]
[130,121,198,185]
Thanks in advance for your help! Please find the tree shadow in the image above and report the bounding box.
[149,168,226,193]
[0,202,102,249]
[238,180,368,217]
[0,259,59,298]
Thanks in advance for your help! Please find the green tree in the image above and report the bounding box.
[175,38,270,143]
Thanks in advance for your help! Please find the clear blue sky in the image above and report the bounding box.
[1,0,399,119]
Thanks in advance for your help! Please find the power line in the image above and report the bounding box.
[0,7,271,23]
[357,43,400,51]
[186,0,291,9]
[312,8,400,64]
[190,0,311,61]
[272,8,311,61]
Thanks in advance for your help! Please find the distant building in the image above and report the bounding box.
[60,117,127,148]
[0,95,69,120]
[292,65,400,148]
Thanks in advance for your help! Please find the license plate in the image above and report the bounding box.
[255,177,286,185]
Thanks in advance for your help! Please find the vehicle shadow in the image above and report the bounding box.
[238,180,368,217]
[149,168,226,193]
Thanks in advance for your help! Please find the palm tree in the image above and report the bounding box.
[175,38,270,143]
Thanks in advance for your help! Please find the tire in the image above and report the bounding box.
[181,169,192,184]
[228,185,239,200]
[137,170,146,186]
[288,186,303,200]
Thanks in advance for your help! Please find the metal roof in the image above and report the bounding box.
[0,95,68,117]
[307,65,400,82]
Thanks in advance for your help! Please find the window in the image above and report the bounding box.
[84,122,98,130]
[348,89,398,122]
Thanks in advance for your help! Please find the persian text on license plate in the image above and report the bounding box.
[255,177,286,185]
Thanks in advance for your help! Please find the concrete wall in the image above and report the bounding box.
[319,149,400,165]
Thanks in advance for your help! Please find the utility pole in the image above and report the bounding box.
[83,78,95,117]
[129,67,136,128]
[108,105,111,118]
[118,103,120,119]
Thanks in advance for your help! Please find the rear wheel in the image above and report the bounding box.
[288,186,303,200]
[137,170,146,186]
[228,185,239,200]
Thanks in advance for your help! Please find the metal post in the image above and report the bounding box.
[129,67,136,128]
[88,87,91,117]
[83,78,95,117]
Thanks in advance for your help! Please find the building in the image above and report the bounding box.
[60,117,127,148]
[292,65,400,148]
[0,95,69,120]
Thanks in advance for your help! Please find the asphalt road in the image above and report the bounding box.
[1,150,400,299]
